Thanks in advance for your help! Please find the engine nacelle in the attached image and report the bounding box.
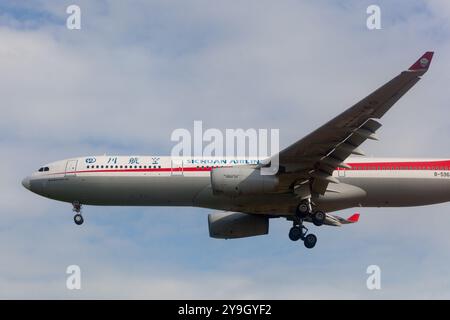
[208,212,269,239]
[210,167,278,196]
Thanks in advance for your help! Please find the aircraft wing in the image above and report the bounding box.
[271,52,434,195]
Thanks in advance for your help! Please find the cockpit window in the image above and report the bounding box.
[44,167,49,172]
[38,168,44,172]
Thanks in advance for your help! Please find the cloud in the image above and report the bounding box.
[1,0,450,299]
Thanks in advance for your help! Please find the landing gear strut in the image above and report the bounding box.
[72,201,84,225]
[288,219,317,249]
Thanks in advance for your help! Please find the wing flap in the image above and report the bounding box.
[310,119,383,193]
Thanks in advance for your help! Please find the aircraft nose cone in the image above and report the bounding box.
[22,176,31,190]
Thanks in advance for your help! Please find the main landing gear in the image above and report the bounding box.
[72,201,84,225]
[288,199,324,249]
[296,199,326,226]
[289,220,317,249]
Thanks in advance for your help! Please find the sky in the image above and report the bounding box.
[1,0,450,299]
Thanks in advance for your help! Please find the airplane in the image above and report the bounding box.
[22,51,445,249]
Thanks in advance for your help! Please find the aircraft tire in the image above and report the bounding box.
[288,226,302,241]
[304,234,317,249]
[74,214,84,225]
[312,211,325,226]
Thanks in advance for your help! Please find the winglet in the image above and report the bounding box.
[408,51,434,73]
[346,213,360,223]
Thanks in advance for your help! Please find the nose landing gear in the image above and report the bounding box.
[74,213,84,225]
[72,201,84,225]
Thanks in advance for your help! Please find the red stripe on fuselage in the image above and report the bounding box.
[43,159,450,176]
[344,160,450,170]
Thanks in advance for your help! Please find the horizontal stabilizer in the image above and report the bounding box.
[346,213,360,223]
[322,212,360,226]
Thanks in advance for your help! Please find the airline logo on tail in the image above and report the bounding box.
[420,58,429,67]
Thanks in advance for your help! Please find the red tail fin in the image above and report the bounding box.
[408,51,434,72]
[347,213,360,223]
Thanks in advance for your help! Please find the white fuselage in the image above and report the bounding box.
[22,156,450,216]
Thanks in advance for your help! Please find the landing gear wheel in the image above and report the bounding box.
[304,233,317,249]
[72,201,84,226]
[312,211,325,226]
[296,203,310,218]
[74,214,84,225]
[298,203,309,214]
[288,226,302,241]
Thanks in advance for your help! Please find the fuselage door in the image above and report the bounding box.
[65,160,78,177]
[171,159,183,176]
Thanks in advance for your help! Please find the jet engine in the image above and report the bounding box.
[210,167,278,197]
[208,212,269,239]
